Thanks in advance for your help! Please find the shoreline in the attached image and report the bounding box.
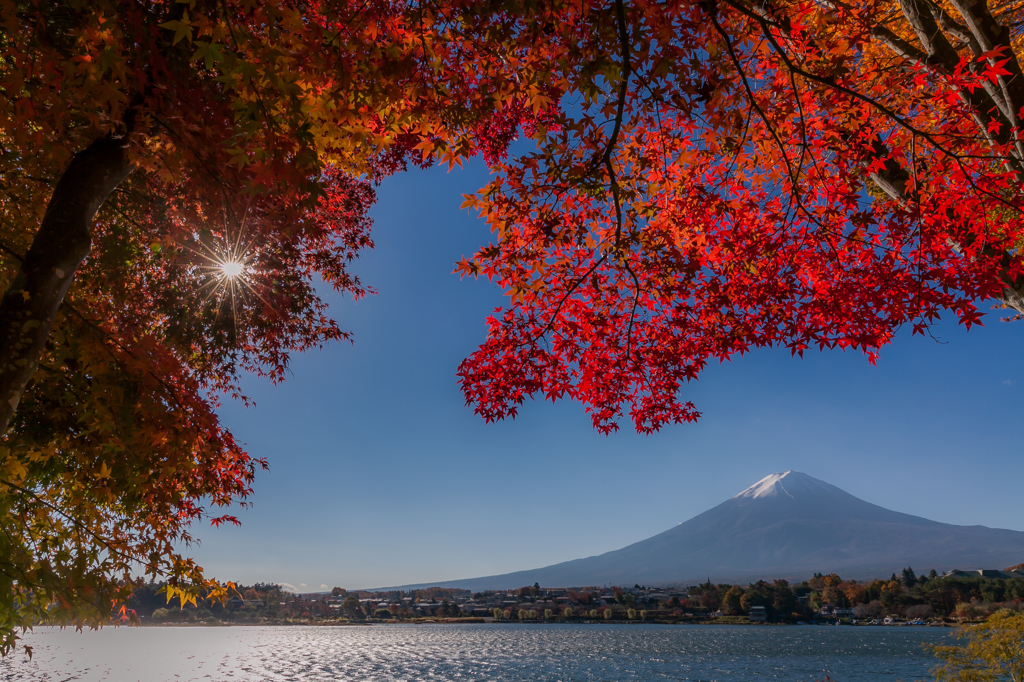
[125,619,956,628]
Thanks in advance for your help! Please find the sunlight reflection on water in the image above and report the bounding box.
[0,623,951,682]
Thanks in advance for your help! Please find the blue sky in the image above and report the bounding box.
[190,159,1024,592]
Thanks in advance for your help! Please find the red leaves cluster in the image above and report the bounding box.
[455,0,1024,433]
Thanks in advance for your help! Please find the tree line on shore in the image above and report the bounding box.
[124,583,474,624]
[118,568,1024,625]
[691,568,1024,622]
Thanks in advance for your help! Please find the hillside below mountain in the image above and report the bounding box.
[376,471,1024,591]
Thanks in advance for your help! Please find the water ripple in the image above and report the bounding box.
[1,624,951,682]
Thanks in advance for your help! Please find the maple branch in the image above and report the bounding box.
[144,112,249,225]
[871,26,929,62]
[707,0,1024,317]
[896,0,1018,154]
[726,0,1016,163]
[812,0,1006,143]
[866,136,1024,314]
[708,7,851,274]
[606,0,632,170]
[869,4,1024,310]
[0,239,24,264]
[623,260,643,363]
[0,476,160,575]
[0,135,133,435]
[708,8,814,234]
[947,0,1024,106]
[927,0,983,54]
[710,4,925,274]
[596,0,633,248]
[607,0,645,358]
[530,252,610,343]
[883,0,1024,163]
[58,300,208,424]
[901,0,963,65]
[731,0,1024,186]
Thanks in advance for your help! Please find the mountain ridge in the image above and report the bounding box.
[368,471,1024,592]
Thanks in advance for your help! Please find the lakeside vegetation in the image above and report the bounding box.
[690,568,1024,623]
[120,567,1024,626]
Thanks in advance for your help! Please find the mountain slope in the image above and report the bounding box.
[376,472,1024,591]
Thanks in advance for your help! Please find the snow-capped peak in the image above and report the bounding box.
[733,471,835,500]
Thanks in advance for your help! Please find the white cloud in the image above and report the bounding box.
[279,583,299,593]
[300,583,307,588]
[320,584,329,590]
[1003,379,1013,386]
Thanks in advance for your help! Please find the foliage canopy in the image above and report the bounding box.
[931,610,1024,682]
[455,0,1024,433]
[0,0,523,653]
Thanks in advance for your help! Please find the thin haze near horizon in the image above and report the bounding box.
[189,159,1024,592]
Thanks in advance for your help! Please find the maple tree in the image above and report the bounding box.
[455,0,1024,434]
[0,0,519,655]
[0,0,577,654]
[0,0,383,653]
[930,609,1024,681]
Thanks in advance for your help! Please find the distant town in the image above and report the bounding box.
[125,566,1024,626]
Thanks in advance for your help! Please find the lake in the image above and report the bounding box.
[0,624,953,681]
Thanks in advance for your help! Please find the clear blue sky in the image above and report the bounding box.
[190,158,1024,592]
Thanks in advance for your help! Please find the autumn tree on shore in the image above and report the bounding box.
[931,610,1024,681]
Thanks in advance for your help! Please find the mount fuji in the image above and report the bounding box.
[386,471,1024,590]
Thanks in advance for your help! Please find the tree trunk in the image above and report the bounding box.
[0,136,133,434]
[1002,275,1024,316]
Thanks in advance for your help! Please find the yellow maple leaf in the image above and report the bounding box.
[95,462,112,480]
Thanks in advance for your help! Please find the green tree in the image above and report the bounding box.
[772,581,798,617]
[721,586,746,616]
[880,581,903,614]
[930,610,1024,682]
[698,583,724,611]
[822,585,848,607]
[741,581,773,615]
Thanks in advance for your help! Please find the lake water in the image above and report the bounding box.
[0,624,953,681]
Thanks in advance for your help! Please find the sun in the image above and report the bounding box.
[184,224,279,341]
[220,260,245,279]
